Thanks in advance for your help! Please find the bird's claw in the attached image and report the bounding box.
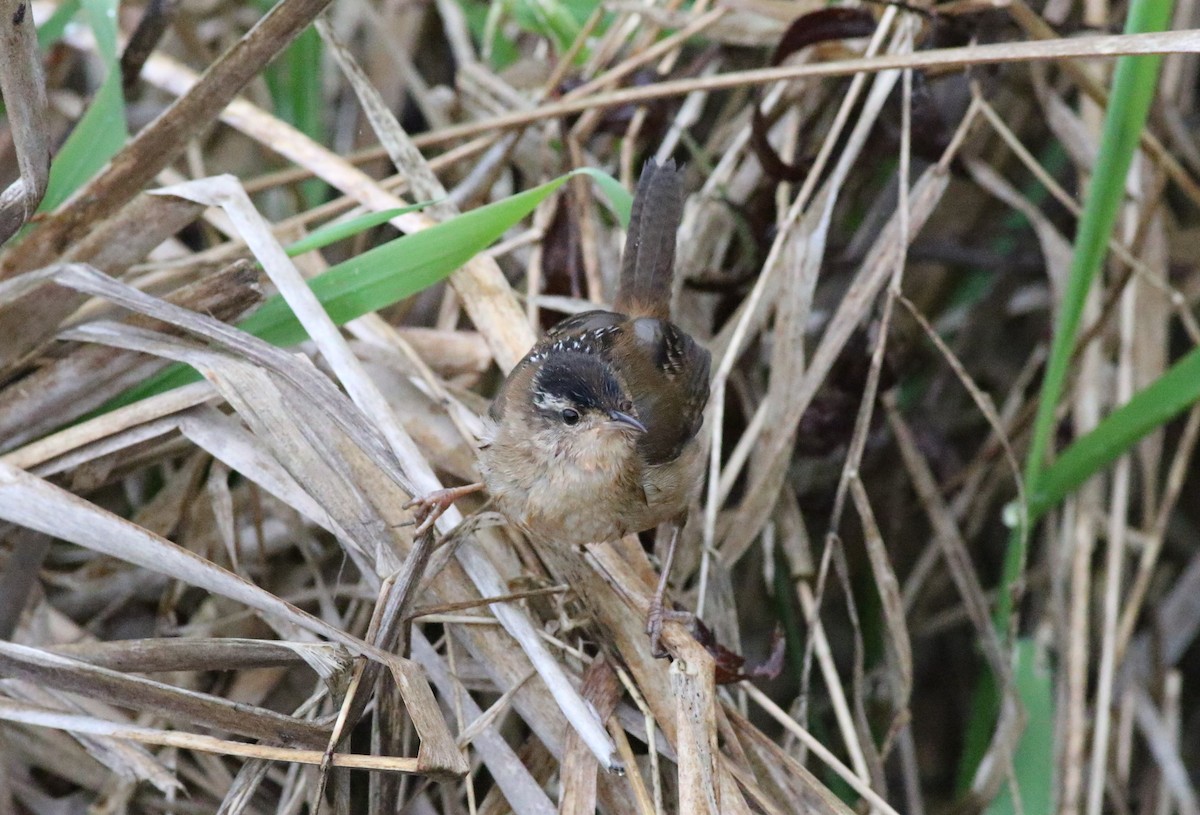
[645,602,693,659]
[403,483,483,536]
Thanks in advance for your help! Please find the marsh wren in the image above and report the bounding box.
[410,159,710,655]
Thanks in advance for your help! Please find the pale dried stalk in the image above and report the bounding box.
[0,455,389,660]
[0,697,419,774]
[670,639,721,815]
[1,0,335,275]
[0,642,329,747]
[848,478,912,757]
[1085,173,1142,815]
[147,169,617,768]
[975,91,1200,343]
[706,4,902,574]
[309,29,1200,149]
[119,43,535,371]
[1008,0,1200,208]
[0,0,49,244]
[0,260,261,450]
[795,581,872,784]
[740,684,902,815]
[1131,687,1200,815]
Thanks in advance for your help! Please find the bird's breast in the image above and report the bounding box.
[477,427,697,545]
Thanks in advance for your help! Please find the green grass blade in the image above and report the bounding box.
[513,0,582,53]
[1021,0,1174,493]
[242,168,628,348]
[284,204,433,257]
[959,0,1174,801]
[464,0,520,70]
[984,639,1054,815]
[100,167,630,411]
[1031,344,1200,519]
[258,12,325,208]
[39,0,127,212]
[36,0,83,49]
[587,169,632,224]
[1000,0,1173,627]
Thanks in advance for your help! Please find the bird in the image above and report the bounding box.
[408,158,711,656]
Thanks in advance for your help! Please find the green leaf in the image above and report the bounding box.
[589,169,633,225]
[1022,0,1174,492]
[984,639,1054,815]
[258,9,325,208]
[997,0,1174,627]
[39,0,127,212]
[36,0,83,49]
[962,0,1175,798]
[243,168,628,349]
[511,0,582,53]
[100,167,629,412]
[1031,344,1200,519]
[284,203,434,257]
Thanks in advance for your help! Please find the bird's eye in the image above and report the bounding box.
[618,399,634,413]
[561,408,580,425]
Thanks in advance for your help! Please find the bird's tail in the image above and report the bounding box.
[615,158,683,320]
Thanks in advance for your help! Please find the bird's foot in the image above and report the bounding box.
[645,600,693,659]
[402,483,484,535]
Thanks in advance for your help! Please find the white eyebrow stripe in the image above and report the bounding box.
[532,392,573,413]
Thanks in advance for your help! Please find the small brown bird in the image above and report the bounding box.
[410,159,710,655]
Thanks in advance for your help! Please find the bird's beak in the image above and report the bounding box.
[606,410,647,434]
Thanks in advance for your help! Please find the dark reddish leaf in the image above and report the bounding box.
[751,8,879,181]
[771,7,880,63]
[692,618,787,685]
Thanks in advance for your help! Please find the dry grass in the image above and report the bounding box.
[1,0,1200,812]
